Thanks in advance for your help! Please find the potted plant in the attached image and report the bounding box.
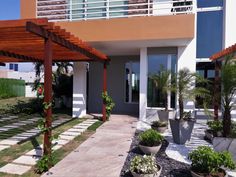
[169,68,210,144]
[189,146,235,177]
[138,129,164,155]
[150,66,171,122]
[205,120,223,141]
[130,155,162,177]
[151,121,168,133]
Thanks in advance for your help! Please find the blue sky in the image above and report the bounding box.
[0,0,20,20]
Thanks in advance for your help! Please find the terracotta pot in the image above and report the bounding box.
[139,144,162,155]
[191,169,228,177]
[131,164,162,177]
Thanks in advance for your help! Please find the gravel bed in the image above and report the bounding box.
[120,132,191,177]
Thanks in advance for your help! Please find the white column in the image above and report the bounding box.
[167,54,171,110]
[223,0,236,48]
[72,62,87,118]
[138,48,150,130]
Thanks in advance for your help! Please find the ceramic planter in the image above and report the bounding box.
[157,110,169,122]
[139,144,162,155]
[131,164,162,177]
[151,125,167,133]
[190,169,228,177]
[169,119,195,144]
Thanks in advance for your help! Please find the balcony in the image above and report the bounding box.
[36,0,196,22]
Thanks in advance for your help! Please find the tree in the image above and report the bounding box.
[171,68,210,119]
[220,55,236,136]
[150,66,171,111]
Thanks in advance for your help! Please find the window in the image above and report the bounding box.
[147,54,177,108]
[9,64,14,70]
[14,64,18,71]
[125,61,140,103]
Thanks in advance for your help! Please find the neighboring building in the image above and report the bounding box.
[20,0,236,124]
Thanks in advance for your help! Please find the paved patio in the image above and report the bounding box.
[42,115,138,177]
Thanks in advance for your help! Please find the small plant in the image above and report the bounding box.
[152,121,167,128]
[189,146,235,175]
[139,129,164,147]
[207,120,223,134]
[102,91,115,120]
[35,154,55,174]
[130,155,159,175]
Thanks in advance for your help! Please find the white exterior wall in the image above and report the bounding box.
[72,62,87,118]
[223,0,236,48]
[223,0,236,120]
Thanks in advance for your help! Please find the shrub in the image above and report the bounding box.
[0,78,25,99]
[139,129,164,146]
[207,120,223,133]
[152,121,167,128]
[102,91,115,120]
[189,146,235,174]
[130,155,159,174]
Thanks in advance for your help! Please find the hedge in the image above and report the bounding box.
[0,78,25,99]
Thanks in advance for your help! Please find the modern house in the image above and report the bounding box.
[20,0,236,126]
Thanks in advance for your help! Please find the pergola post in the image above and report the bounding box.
[43,36,53,158]
[213,61,220,120]
[102,62,107,122]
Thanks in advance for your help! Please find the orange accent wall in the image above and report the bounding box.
[21,0,36,19]
[57,14,195,42]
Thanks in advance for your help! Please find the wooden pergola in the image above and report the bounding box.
[210,43,236,119]
[0,18,109,158]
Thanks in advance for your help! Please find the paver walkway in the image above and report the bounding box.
[0,119,98,175]
[42,115,138,177]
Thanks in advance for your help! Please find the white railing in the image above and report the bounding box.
[36,0,196,22]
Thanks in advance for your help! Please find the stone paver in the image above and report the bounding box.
[0,163,31,175]
[0,118,97,175]
[0,118,73,148]
[42,115,137,177]
[13,155,41,165]
[0,145,10,151]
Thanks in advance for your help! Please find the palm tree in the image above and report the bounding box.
[221,56,236,136]
[150,66,171,111]
[171,68,210,119]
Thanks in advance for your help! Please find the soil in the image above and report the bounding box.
[120,132,192,177]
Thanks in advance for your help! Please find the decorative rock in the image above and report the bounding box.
[0,163,31,175]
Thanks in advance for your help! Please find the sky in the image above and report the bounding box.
[0,0,20,20]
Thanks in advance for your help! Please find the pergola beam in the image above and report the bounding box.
[0,50,43,62]
[26,22,106,62]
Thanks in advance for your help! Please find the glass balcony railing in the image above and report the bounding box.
[36,0,196,21]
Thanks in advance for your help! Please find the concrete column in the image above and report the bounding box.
[72,62,87,118]
[223,0,236,48]
[138,48,149,130]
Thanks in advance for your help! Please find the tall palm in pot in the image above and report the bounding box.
[150,66,171,122]
[169,68,210,144]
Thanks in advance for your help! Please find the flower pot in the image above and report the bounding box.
[139,144,162,155]
[131,164,162,177]
[204,129,214,142]
[213,137,236,162]
[190,169,228,177]
[169,119,195,144]
[157,110,169,122]
[151,125,167,133]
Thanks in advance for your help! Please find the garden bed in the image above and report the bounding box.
[120,132,191,177]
